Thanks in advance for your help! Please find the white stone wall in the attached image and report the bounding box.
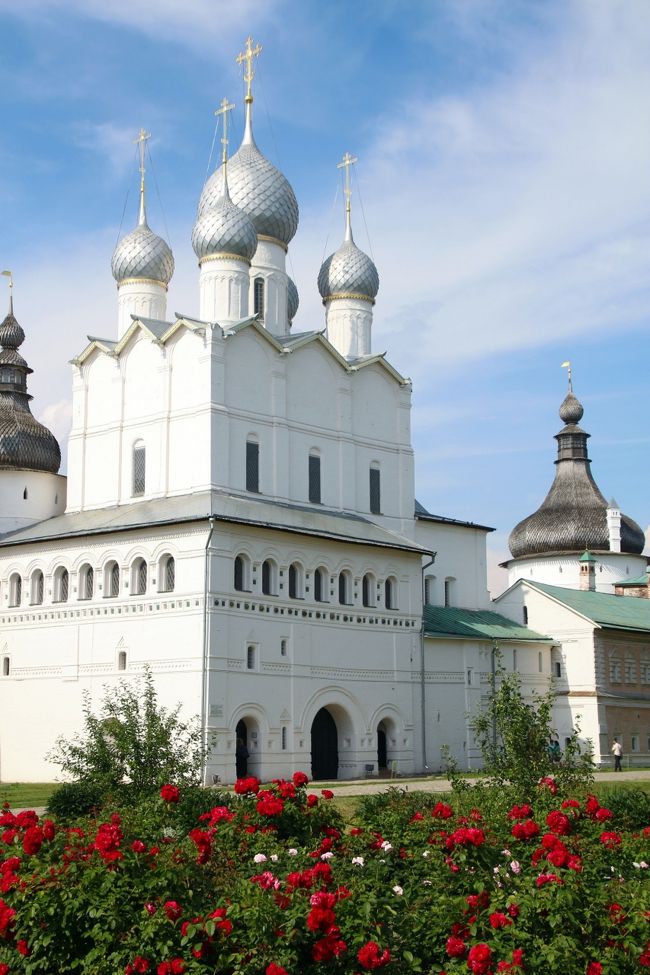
[0,470,66,535]
[507,552,648,594]
[117,281,168,339]
[417,520,492,610]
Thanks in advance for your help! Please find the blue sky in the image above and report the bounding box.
[1,0,649,592]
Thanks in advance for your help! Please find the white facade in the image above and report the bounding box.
[506,551,648,594]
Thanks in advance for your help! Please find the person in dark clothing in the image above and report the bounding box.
[236,737,249,778]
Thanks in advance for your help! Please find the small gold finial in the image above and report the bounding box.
[1,270,12,314]
[134,128,151,226]
[337,152,358,241]
[215,97,236,167]
[236,36,262,103]
[561,360,573,391]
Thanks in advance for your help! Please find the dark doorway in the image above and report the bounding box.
[311,708,338,780]
[235,719,249,779]
[377,725,387,771]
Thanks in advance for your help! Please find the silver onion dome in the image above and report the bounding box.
[199,111,299,246]
[318,238,379,302]
[192,187,257,263]
[111,190,174,286]
[0,303,61,474]
[287,276,299,323]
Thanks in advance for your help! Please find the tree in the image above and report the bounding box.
[464,656,594,798]
[48,668,211,800]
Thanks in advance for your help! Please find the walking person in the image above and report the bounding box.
[611,737,623,772]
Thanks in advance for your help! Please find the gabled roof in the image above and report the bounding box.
[0,489,431,556]
[614,572,649,588]
[516,581,650,634]
[423,604,551,642]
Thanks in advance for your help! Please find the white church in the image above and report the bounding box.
[1,40,648,783]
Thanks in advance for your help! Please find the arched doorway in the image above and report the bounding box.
[311,708,338,780]
[377,724,388,772]
[235,719,249,779]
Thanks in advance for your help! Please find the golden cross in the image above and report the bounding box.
[236,36,262,102]
[337,152,358,214]
[215,97,236,165]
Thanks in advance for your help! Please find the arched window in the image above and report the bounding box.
[641,652,650,685]
[8,573,21,608]
[79,564,94,601]
[31,570,44,606]
[362,573,375,608]
[132,558,147,596]
[262,559,277,596]
[159,555,175,593]
[246,438,260,493]
[22,487,27,500]
[609,651,622,684]
[314,566,327,603]
[624,654,636,684]
[385,576,398,610]
[234,554,251,593]
[54,567,69,603]
[424,575,435,604]
[289,562,303,599]
[117,650,127,671]
[369,463,381,515]
[444,577,455,608]
[105,561,120,598]
[132,440,146,496]
[253,277,265,320]
[338,570,352,606]
[1,657,9,677]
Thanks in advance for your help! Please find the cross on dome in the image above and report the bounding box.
[236,36,262,103]
[337,152,358,242]
[134,128,151,227]
[561,359,573,392]
[215,97,236,167]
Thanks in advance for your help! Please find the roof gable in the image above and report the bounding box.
[523,581,650,634]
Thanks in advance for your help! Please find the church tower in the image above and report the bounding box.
[0,273,66,533]
[111,130,175,338]
[197,37,299,336]
[318,153,379,358]
[505,364,646,592]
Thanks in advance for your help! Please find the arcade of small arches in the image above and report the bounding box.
[2,553,176,609]
[232,705,404,782]
[234,554,399,610]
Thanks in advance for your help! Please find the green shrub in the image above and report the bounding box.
[46,780,103,822]
[598,786,650,829]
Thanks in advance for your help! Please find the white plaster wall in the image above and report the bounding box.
[249,239,288,336]
[507,552,648,593]
[0,471,66,535]
[325,297,373,358]
[117,281,167,339]
[417,520,491,611]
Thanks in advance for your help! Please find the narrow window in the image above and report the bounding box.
[31,570,44,606]
[338,571,351,606]
[641,654,650,684]
[289,563,302,599]
[55,568,69,603]
[1,657,9,677]
[631,734,639,753]
[22,487,27,500]
[538,651,543,673]
[424,575,435,604]
[234,556,244,591]
[444,578,454,607]
[624,656,635,683]
[385,576,397,610]
[160,556,175,593]
[362,573,375,608]
[253,277,265,320]
[554,661,562,678]
[281,726,287,750]
[9,573,21,608]
[369,465,381,515]
[117,650,127,671]
[467,668,473,685]
[522,605,528,624]
[106,561,120,598]
[262,559,276,596]
[280,639,287,657]
[314,567,327,603]
[79,565,93,601]
[132,558,147,596]
[309,453,321,504]
[246,440,259,493]
[610,653,621,683]
[246,644,256,670]
[513,648,518,672]
[132,442,146,496]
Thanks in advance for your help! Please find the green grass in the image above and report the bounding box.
[0,783,59,809]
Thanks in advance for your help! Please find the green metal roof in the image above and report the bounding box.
[529,582,650,633]
[614,572,649,588]
[423,605,551,642]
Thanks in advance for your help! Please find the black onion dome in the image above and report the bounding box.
[0,305,61,474]
[509,387,645,559]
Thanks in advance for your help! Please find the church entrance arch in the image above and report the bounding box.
[311,708,338,780]
[235,719,249,779]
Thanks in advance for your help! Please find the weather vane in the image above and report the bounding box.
[1,270,12,313]
[236,36,262,102]
[561,360,573,391]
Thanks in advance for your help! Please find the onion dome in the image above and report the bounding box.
[318,167,379,302]
[287,276,299,324]
[0,296,61,474]
[192,168,257,263]
[111,161,174,286]
[509,384,645,559]
[198,100,298,246]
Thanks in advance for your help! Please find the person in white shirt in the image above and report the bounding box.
[611,738,623,772]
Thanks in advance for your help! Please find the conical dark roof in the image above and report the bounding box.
[0,301,61,474]
[509,386,645,559]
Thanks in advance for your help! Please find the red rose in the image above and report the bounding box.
[489,913,512,929]
[163,900,182,921]
[467,943,492,974]
[307,794,318,807]
[266,966,289,975]
[600,831,622,848]
[321,789,334,800]
[234,776,260,795]
[446,937,467,957]
[433,802,454,819]
[586,963,602,975]
[160,784,180,804]
[17,939,31,957]
[0,963,9,975]
[22,826,44,856]
[131,840,147,854]
[639,947,650,967]
[546,811,572,835]
[292,771,309,787]
[125,958,150,975]
[357,941,391,970]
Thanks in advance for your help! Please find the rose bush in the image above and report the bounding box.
[1,774,649,974]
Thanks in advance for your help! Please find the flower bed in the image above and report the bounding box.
[1,774,649,974]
